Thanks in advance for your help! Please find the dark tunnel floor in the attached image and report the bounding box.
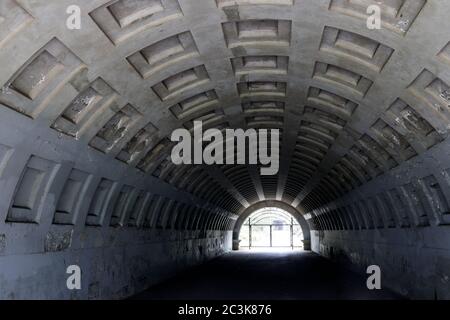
[131,251,403,300]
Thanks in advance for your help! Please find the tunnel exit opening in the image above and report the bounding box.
[238,207,303,251]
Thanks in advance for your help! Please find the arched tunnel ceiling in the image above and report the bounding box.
[1,0,450,231]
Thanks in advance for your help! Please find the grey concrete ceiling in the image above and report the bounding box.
[1,0,449,229]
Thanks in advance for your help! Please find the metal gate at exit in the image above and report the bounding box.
[239,208,303,249]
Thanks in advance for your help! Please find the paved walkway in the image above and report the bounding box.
[132,250,402,300]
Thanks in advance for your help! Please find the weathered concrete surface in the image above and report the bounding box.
[309,133,450,299]
[0,230,231,299]
[312,228,450,300]
[1,0,450,299]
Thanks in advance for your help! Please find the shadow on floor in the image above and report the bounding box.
[131,250,403,300]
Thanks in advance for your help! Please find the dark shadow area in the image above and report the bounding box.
[131,251,403,300]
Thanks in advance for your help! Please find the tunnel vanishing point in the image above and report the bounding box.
[0,0,449,300]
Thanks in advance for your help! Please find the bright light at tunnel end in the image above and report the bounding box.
[238,207,304,251]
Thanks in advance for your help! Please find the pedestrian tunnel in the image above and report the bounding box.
[1,0,450,300]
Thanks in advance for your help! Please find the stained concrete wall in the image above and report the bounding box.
[0,77,235,299]
[0,229,231,299]
[311,229,450,299]
[2,0,450,300]
[308,129,450,299]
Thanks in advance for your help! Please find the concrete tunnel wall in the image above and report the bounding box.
[1,0,450,299]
